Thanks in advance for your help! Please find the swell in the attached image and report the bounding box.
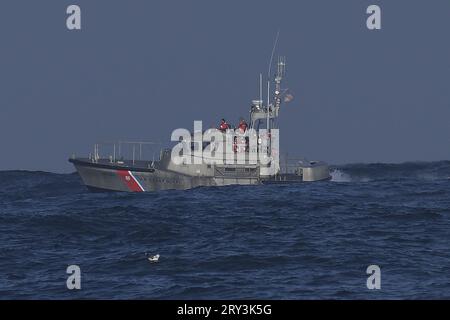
[1,164,450,299]
[331,161,450,182]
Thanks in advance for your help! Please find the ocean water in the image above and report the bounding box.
[0,161,450,299]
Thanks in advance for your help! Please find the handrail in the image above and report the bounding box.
[90,140,163,165]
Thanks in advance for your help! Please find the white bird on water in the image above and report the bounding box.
[147,253,160,263]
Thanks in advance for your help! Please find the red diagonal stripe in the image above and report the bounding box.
[117,170,144,192]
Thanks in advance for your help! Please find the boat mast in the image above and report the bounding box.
[259,73,262,109]
[274,56,286,113]
[267,30,280,132]
[267,80,270,131]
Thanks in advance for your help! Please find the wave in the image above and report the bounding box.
[0,170,85,201]
[330,169,352,182]
[332,161,450,182]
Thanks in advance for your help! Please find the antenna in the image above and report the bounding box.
[267,29,280,79]
[267,80,270,131]
[259,73,262,105]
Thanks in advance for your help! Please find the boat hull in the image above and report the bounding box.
[69,158,330,192]
[70,158,260,192]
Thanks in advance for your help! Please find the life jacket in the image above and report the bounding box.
[238,121,247,133]
[219,122,229,132]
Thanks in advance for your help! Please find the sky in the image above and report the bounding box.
[0,0,449,172]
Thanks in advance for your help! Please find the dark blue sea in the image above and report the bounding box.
[1,161,450,299]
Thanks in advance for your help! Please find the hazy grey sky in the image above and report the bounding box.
[0,0,449,172]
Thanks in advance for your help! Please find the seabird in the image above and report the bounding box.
[147,254,160,263]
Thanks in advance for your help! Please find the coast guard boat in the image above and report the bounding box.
[69,57,330,192]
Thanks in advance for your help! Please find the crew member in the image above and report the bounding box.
[238,118,248,133]
[218,118,230,132]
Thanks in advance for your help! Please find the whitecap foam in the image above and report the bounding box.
[330,169,352,182]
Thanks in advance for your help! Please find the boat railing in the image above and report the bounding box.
[89,140,162,165]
